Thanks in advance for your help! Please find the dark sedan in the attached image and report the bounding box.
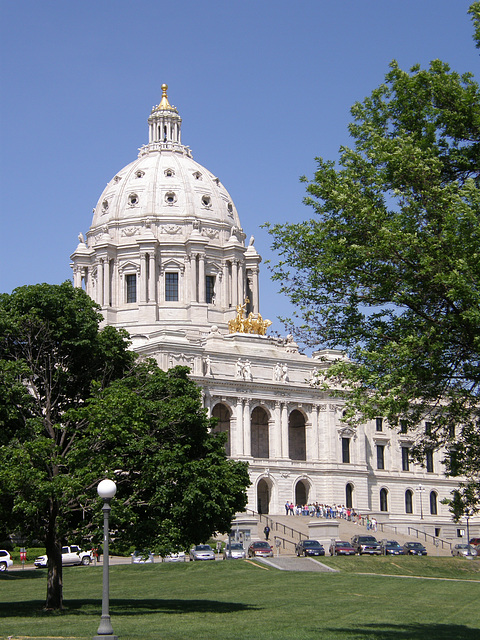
[403,542,427,556]
[295,540,325,557]
[329,540,355,556]
[380,540,405,555]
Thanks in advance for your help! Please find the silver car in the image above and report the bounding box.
[223,542,246,560]
[131,550,154,563]
[189,544,215,561]
[451,544,478,557]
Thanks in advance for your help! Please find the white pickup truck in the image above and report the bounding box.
[34,545,93,567]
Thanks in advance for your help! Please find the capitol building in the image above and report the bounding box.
[71,86,474,541]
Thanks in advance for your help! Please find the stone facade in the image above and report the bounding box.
[71,85,477,541]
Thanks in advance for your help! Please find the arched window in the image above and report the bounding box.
[251,406,269,458]
[211,403,231,456]
[405,489,413,514]
[295,479,309,505]
[289,410,306,461]
[430,491,438,515]
[380,488,388,512]
[257,478,270,515]
[346,483,354,509]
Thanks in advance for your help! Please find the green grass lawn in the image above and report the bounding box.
[1,557,479,640]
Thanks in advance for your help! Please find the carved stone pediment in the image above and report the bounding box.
[338,426,357,441]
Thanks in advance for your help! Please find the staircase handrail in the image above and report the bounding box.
[244,509,307,542]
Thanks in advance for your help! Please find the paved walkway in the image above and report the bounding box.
[258,556,338,572]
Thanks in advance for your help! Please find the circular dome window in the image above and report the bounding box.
[202,195,211,207]
[165,191,177,205]
[128,193,139,206]
[135,170,145,179]
[165,168,175,177]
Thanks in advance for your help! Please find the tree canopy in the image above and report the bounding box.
[266,5,480,514]
[0,282,249,609]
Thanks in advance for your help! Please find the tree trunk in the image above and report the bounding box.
[45,499,63,610]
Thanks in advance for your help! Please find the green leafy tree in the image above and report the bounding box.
[69,362,250,554]
[266,5,480,513]
[0,283,249,609]
[0,282,135,608]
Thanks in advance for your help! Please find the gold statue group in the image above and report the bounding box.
[228,299,272,335]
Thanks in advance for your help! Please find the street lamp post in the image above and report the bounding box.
[93,479,119,640]
[465,509,472,557]
[417,484,425,520]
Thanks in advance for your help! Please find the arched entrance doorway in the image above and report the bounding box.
[295,479,309,505]
[211,403,231,456]
[346,483,354,509]
[289,410,306,460]
[251,406,269,458]
[257,478,270,515]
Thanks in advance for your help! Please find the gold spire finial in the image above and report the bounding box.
[156,84,173,111]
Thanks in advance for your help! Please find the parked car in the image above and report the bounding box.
[131,550,154,563]
[295,539,325,557]
[469,538,480,548]
[0,550,13,571]
[451,544,478,557]
[162,551,186,562]
[380,540,405,555]
[34,545,92,568]
[223,542,246,560]
[329,541,355,556]
[189,544,215,561]
[351,535,382,555]
[247,541,273,558]
[403,542,427,556]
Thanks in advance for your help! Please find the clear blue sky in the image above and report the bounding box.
[1,0,477,333]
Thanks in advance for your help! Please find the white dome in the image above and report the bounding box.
[89,84,242,246]
[92,148,241,234]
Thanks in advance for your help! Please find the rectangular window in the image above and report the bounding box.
[206,275,215,304]
[402,446,410,471]
[165,272,179,301]
[126,274,137,303]
[426,449,434,473]
[448,424,455,438]
[376,444,385,470]
[375,417,383,432]
[425,421,432,435]
[400,420,408,434]
[342,437,350,464]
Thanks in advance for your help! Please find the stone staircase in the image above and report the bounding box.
[254,513,452,556]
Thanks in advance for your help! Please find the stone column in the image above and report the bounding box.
[148,253,156,303]
[73,267,81,288]
[307,405,319,462]
[238,261,245,304]
[243,399,251,457]
[199,253,205,303]
[232,260,238,307]
[139,254,147,303]
[281,402,289,459]
[235,397,244,456]
[251,267,259,313]
[98,260,104,306]
[273,401,282,460]
[185,255,192,303]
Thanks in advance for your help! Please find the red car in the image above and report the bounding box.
[329,541,355,556]
[248,541,273,558]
